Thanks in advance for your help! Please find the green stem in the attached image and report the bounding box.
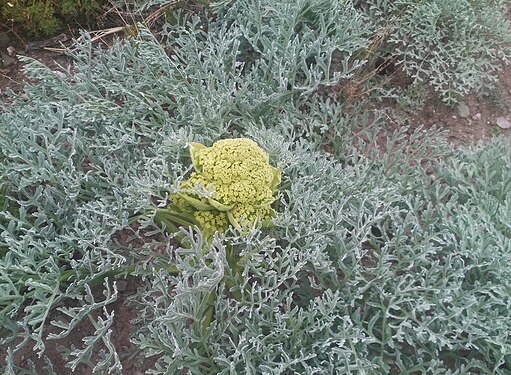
[380,303,390,359]
[225,244,243,301]
[79,263,179,287]
[202,290,217,333]
[154,208,196,227]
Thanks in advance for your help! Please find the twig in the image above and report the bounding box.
[45,1,183,53]
[143,1,182,26]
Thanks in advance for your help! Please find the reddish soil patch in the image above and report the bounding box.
[407,70,511,144]
[0,36,75,103]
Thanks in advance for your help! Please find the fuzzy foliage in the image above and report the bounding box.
[357,0,511,103]
[0,1,510,374]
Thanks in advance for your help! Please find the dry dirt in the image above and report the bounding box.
[1,22,511,374]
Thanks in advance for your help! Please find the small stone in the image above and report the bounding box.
[452,115,457,119]
[457,102,470,118]
[496,117,511,129]
[116,280,128,292]
[472,113,482,120]
[0,52,16,67]
[6,46,16,56]
[53,70,66,78]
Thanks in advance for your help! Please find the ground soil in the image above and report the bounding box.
[1,15,511,374]
[408,70,511,144]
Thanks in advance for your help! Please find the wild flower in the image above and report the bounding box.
[169,138,281,237]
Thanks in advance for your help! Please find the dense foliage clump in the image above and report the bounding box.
[1,0,103,37]
[0,0,510,374]
[357,0,511,103]
[0,0,175,37]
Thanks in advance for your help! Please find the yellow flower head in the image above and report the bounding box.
[173,138,281,234]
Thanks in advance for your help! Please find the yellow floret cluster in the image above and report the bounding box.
[194,210,229,234]
[172,138,281,235]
